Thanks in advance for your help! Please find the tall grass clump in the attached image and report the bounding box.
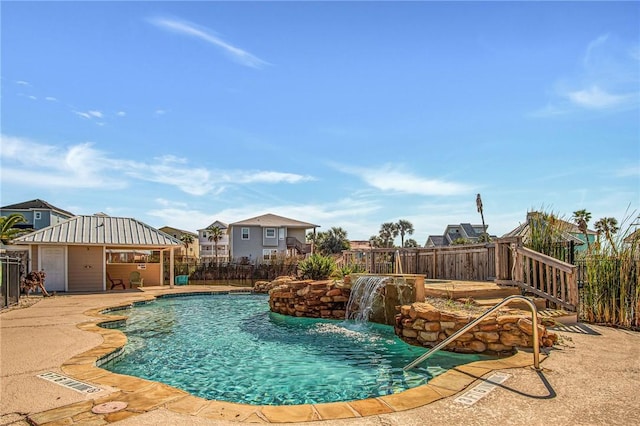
[578,214,639,329]
[524,209,574,262]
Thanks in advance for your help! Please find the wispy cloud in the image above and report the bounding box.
[566,85,634,109]
[16,80,30,86]
[147,196,381,235]
[116,111,126,117]
[0,135,314,196]
[335,163,471,196]
[0,135,126,189]
[534,33,639,117]
[235,171,314,184]
[45,96,57,102]
[148,17,268,69]
[74,110,104,120]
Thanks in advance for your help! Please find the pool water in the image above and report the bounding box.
[104,294,489,405]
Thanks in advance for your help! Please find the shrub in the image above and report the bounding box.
[297,254,336,280]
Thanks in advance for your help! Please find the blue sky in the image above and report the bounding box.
[2,1,639,243]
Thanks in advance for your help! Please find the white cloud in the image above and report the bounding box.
[45,97,57,101]
[74,111,92,119]
[336,164,471,196]
[16,80,30,86]
[535,34,640,116]
[235,171,315,184]
[0,135,315,196]
[584,34,609,66]
[155,109,166,115]
[566,85,633,109]
[74,110,104,119]
[116,111,126,117]
[614,164,640,178]
[0,135,126,189]
[149,17,269,69]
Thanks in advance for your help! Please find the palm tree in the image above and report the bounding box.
[594,217,619,255]
[379,222,399,248]
[396,219,414,248]
[403,238,419,248]
[179,233,194,264]
[318,227,350,254]
[572,209,592,250]
[207,225,225,265]
[368,235,383,248]
[476,194,487,239]
[0,213,28,244]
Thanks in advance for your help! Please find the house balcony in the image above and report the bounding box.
[286,237,311,254]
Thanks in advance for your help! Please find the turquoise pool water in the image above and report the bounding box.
[104,294,489,405]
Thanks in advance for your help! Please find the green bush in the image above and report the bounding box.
[298,254,336,280]
[338,262,366,278]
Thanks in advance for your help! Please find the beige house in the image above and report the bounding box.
[159,226,199,261]
[12,215,183,292]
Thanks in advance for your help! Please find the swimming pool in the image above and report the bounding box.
[103,294,489,405]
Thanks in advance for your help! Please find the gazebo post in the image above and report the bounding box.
[169,247,175,289]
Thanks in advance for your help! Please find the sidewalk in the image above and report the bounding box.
[1,289,639,425]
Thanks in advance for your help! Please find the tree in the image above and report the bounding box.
[572,209,592,250]
[403,238,419,248]
[0,213,28,244]
[315,227,350,255]
[396,219,414,248]
[476,194,487,239]
[368,235,383,248]
[179,233,194,264]
[594,217,619,255]
[379,222,399,248]
[207,225,225,265]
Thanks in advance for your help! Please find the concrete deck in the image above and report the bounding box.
[1,286,639,425]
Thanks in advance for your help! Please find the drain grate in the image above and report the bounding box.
[37,372,102,394]
[454,372,511,406]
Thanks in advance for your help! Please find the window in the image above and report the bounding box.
[241,228,250,240]
[34,212,42,220]
[279,228,285,240]
[265,228,276,238]
[263,249,278,260]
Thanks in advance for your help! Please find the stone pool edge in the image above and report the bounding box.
[27,291,547,425]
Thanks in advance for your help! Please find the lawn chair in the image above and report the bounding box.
[107,272,125,290]
[129,271,144,288]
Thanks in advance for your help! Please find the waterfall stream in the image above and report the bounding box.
[345,275,391,322]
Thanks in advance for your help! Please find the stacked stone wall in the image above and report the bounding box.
[396,302,557,354]
[267,279,350,319]
[263,278,557,354]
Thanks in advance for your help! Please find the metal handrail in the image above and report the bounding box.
[403,295,540,371]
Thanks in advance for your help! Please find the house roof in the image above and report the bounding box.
[230,213,319,229]
[426,235,445,246]
[12,215,183,247]
[159,226,197,238]
[1,198,75,218]
[502,221,585,245]
[199,220,228,231]
[624,229,640,244]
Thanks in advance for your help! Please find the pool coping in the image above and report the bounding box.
[27,290,547,425]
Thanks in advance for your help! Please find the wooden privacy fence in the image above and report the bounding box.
[343,243,496,282]
[343,237,579,311]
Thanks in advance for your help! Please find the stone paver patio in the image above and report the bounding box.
[1,286,639,425]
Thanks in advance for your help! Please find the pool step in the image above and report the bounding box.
[538,309,578,327]
[472,297,547,311]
